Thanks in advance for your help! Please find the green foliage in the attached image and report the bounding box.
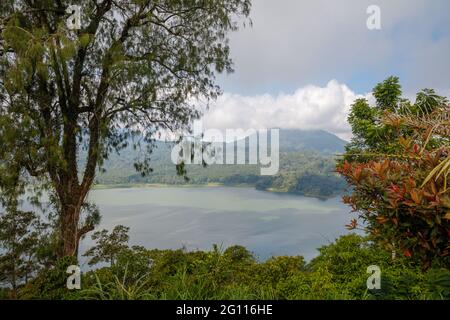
[61,235,440,300]
[0,209,47,298]
[344,76,449,157]
[339,77,450,268]
[19,256,79,300]
[346,98,377,152]
[256,256,305,286]
[372,76,403,111]
[423,268,450,299]
[83,225,130,266]
[276,267,350,300]
[287,172,346,198]
[80,265,155,300]
[7,234,449,300]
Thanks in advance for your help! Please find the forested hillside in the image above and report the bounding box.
[90,129,348,198]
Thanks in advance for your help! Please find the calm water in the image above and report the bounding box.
[79,186,353,264]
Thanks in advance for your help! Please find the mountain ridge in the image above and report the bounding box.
[92,129,348,198]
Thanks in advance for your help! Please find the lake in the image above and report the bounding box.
[79,186,354,265]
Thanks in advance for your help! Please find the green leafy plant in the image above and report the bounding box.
[338,78,450,268]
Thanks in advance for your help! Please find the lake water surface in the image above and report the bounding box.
[79,186,354,263]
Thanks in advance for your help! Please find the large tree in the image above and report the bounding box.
[0,0,251,257]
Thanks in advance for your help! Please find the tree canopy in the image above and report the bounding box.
[0,0,251,257]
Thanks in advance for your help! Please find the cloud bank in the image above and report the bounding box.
[202,80,370,141]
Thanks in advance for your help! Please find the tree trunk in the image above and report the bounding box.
[59,203,82,258]
[58,187,95,258]
[57,113,85,258]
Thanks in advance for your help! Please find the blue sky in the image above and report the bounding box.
[216,0,450,97]
[202,0,450,139]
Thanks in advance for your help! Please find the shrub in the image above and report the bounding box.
[19,256,79,300]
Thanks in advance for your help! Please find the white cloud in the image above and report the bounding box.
[202,80,370,141]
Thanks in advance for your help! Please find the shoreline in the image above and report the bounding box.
[92,183,343,200]
[92,182,256,190]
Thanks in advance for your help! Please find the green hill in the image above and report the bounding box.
[278,129,347,153]
[90,129,348,198]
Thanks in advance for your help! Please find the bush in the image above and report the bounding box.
[19,256,80,300]
[7,235,449,300]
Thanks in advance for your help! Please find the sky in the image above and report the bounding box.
[201,0,450,140]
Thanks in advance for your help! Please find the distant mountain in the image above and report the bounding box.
[278,129,347,154]
[90,129,348,198]
[226,129,347,155]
